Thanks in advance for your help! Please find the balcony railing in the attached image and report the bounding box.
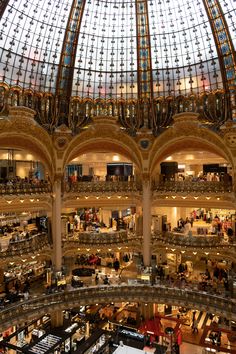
[0,284,234,331]
[0,182,51,195]
[64,230,128,245]
[153,181,233,194]
[0,85,228,133]
[152,231,232,248]
[60,230,234,253]
[0,232,50,258]
[65,181,142,194]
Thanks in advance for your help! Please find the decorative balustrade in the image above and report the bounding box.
[0,84,228,133]
[0,284,234,331]
[153,181,233,194]
[0,182,51,195]
[64,230,128,245]
[0,232,50,258]
[61,230,234,253]
[65,181,142,194]
[152,231,229,248]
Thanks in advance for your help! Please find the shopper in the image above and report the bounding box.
[103,275,109,285]
[192,319,198,333]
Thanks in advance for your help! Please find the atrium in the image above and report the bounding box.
[0,0,236,353]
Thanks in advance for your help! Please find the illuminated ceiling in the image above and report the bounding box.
[0,0,235,100]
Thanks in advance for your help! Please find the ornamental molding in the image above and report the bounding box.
[150,115,234,175]
[64,122,143,171]
[220,121,236,149]
[0,107,55,173]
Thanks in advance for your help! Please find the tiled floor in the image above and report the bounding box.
[180,342,227,354]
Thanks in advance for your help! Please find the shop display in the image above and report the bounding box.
[29,334,62,354]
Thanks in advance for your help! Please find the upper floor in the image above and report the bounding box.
[0,107,236,212]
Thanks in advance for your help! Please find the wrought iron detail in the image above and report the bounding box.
[203,0,236,121]
[56,0,86,128]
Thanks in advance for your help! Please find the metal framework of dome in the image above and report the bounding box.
[0,0,235,134]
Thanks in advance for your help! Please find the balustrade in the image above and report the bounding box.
[0,182,51,195]
[153,180,232,194]
[64,230,128,245]
[61,229,235,251]
[0,232,50,258]
[65,180,142,194]
[152,231,231,248]
[0,85,227,133]
[0,284,235,331]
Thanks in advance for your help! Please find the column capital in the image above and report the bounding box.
[53,173,63,183]
[142,172,151,183]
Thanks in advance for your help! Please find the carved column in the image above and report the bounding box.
[142,174,151,266]
[52,176,62,272]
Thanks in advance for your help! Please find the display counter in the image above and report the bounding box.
[73,328,108,354]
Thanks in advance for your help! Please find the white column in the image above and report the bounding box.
[52,178,62,272]
[142,179,151,266]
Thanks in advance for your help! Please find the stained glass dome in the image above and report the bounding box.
[0,0,236,131]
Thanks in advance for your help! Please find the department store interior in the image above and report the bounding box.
[1,0,236,353]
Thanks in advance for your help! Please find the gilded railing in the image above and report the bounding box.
[0,284,234,331]
[0,182,51,195]
[65,181,142,194]
[0,232,50,258]
[0,83,228,134]
[152,231,227,247]
[61,231,233,254]
[64,230,128,245]
[153,181,233,194]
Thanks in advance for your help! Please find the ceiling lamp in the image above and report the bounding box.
[112,155,120,162]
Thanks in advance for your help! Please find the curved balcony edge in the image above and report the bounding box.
[0,284,235,332]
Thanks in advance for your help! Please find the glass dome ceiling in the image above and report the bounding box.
[0,0,236,101]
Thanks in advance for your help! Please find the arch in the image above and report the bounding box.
[150,115,234,176]
[0,119,55,180]
[63,122,143,172]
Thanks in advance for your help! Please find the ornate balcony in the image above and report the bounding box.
[0,182,51,196]
[65,181,142,194]
[153,181,233,194]
[0,284,234,332]
[64,230,128,245]
[0,232,51,258]
[152,231,229,248]
[61,230,234,257]
[0,85,228,134]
